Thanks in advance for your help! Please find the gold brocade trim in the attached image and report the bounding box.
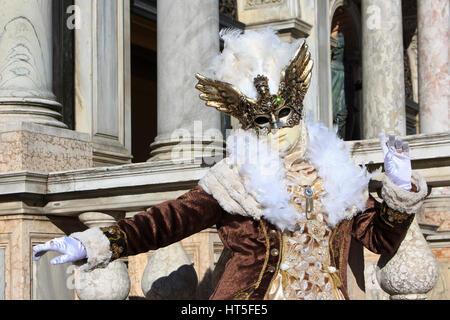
[326,236,343,300]
[280,269,290,290]
[264,228,283,300]
[268,174,339,300]
[380,203,414,228]
[257,219,271,288]
[328,225,344,292]
[194,41,313,132]
[100,225,128,261]
[231,283,256,300]
[329,224,345,277]
[328,227,337,264]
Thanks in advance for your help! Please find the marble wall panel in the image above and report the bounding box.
[75,0,132,165]
[32,251,75,300]
[0,214,83,299]
[0,248,4,300]
[96,0,119,138]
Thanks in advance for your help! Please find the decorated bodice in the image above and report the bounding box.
[199,122,374,300]
[267,167,345,300]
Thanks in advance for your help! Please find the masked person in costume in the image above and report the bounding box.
[33,29,428,300]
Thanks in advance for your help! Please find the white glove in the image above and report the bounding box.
[32,236,87,265]
[379,133,412,191]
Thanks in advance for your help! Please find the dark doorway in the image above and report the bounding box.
[331,4,363,141]
[130,12,157,163]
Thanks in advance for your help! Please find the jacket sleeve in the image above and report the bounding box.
[70,185,226,271]
[351,171,428,255]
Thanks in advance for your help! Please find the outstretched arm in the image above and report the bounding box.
[352,172,427,255]
[34,186,225,271]
[352,133,427,255]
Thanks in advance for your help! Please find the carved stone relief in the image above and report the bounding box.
[244,0,284,10]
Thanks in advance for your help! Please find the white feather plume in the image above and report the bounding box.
[305,121,374,228]
[226,129,301,232]
[205,28,304,99]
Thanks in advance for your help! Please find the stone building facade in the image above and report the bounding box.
[0,0,448,300]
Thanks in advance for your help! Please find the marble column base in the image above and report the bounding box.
[0,98,66,129]
[0,122,92,173]
[149,137,225,164]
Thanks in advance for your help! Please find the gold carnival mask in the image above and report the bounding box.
[195,41,313,135]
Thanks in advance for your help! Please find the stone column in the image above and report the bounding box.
[361,0,406,139]
[149,0,225,163]
[74,212,131,300]
[417,0,450,133]
[0,0,66,128]
[0,1,92,174]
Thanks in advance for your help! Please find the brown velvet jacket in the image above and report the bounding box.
[101,185,414,300]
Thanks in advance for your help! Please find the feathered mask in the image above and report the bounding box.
[195,28,313,134]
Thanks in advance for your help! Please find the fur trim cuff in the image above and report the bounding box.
[381,171,428,215]
[70,227,112,271]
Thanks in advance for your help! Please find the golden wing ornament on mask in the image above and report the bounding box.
[278,41,314,110]
[195,73,258,129]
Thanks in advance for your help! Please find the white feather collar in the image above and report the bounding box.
[304,121,373,228]
[199,121,373,231]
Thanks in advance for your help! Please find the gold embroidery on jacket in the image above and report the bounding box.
[100,225,128,261]
[264,228,283,300]
[380,202,414,228]
[327,223,346,298]
[256,219,271,289]
[231,283,256,300]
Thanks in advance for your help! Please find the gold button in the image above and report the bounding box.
[270,248,279,257]
[269,229,277,238]
[267,266,276,273]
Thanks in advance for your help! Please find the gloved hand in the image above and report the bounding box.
[379,132,412,191]
[32,236,87,265]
